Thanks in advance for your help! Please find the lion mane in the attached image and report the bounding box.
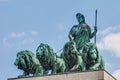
[36,43,66,74]
[61,41,85,71]
[14,50,43,77]
[82,43,105,70]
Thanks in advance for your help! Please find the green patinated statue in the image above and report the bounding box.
[14,12,105,77]
[69,13,97,53]
[82,43,104,70]
[14,50,43,78]
[36,43,66,74]
[68,13,104,70]
[61,41,85,72]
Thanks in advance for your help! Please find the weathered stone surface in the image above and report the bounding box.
[8,70,116,80]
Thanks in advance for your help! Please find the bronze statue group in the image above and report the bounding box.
[14,13,104,78]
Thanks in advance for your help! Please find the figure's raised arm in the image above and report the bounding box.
[89,25,97,39]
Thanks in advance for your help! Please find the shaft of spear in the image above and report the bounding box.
[94,9,97,44]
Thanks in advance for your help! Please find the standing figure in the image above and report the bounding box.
[69,13,97,53]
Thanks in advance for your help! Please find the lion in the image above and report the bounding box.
[14,50,43,78]
[36,43,66,74]
[61,41,85,72]
[82,43,105,70]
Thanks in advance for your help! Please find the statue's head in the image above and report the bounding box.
[36,43,55,62]
[14,50,43,77]
[63,41,78,60]
[36,43,48,61]
[14,50,34,69]
[85,43,98,60]
[36,43,45,58]
[76,13,85,23]
[64,41,76,53]
[62,41,79,69]
[89,48,97,60]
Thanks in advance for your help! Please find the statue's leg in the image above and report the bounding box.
[78,56,86,71]
[33,65,43,76]
[59,64,66,73]
[59,59,66,73]
[81,62,86,71]
[52,64,57,74]
[99,56,105,69]
[62,63,66,73]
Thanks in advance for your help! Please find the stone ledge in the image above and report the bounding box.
[8,69,116,80]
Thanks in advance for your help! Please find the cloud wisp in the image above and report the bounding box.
[2,31,38,47]
[97,25,120,58]
[10,32,25,38]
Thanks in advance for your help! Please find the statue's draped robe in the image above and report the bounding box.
[69,23,96,51]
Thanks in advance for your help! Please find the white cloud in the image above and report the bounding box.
[10,32,25,38]
[112,69,120,80]
[97,26,120,58]
[2,31,38,47]
[98,25,120,36]
[2,32,26,47]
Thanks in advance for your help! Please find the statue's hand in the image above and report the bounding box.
[69,34,74,41]
[94,26,97,32]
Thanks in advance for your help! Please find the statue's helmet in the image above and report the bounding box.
[76,13,85,23]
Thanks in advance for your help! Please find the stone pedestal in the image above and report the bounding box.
[8,70,116,80]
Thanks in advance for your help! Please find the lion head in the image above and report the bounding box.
[36,43,67,74]
[14,50,34,69]
[82,43,98,63]
[82,42,104,70]
[62,41,78,69]
[36,43,56,69]
[14,50,43,77]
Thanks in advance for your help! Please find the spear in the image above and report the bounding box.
[94,9,97,44]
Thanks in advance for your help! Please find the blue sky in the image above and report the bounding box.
[0,0,120,80]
